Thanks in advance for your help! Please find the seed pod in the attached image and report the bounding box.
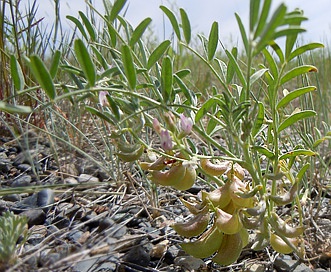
[239,227,249,248]
[270,232,299,254]
[200,159,231,176]
[139,156,167,171]
[215,208,243,235]
[232,163,245,180]
[172,207,210,238]
[172,164,196,191]
[229,177,255,208]
[181,223,224,259]
[245,201,266,216]
[270,212,304,238]
[180,198,206,215]
[150,164,186,186]
[117,145,144,162]
[268,182,298,205]
[212,232,243,266]
[201,181,231,209]
[239,210,261,229]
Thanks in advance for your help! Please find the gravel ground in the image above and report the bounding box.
[0,130,330,272]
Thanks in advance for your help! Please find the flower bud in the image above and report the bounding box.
[160,129,173,151]
[179,114,193,136]
[98,91,109,107]
[164,112,176,132]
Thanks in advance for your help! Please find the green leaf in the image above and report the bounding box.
[270,42,284,63]
[288,43,324,62]
[252,145,275,159]
[85,106,114,124]
[254,0,271,38]
[147,40,171,69]
[91,45,109,70]
[252,102,265,137]
[254,4,287,54]
[274,27,305,41]
[195,97,218,122]
[130,17,152,47]
[49,50,61,79]
[66,15,88,41]
[180,8,191,44]
[10,55,25,91]
[175,69,191,78]
[278,110,316,132]
[79,11,96,41]
[277,86,316,109]
[262,48,278,79]
[250,68,268,86]
[225,49,246,88]
[250,0,261,32]
[235,13,248,54]
[160,6,181,40]
[0,102,32,114]
[110,0,127,22]
[280,65,318,85]
[27,55,56,100]
[313,136,331,148]
[161,56,173,103]
[74,39,96,87]
[207,22,219,61]
[174,74,196,106]
[296,163,310,183]
[121,45,136,90]
[279,149,316,160]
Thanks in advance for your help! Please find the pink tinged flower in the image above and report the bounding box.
[99,91,109,107]
[180,114,193,135]
[160,129,173,151]
[153,118,162,134]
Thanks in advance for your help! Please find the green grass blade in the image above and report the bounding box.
[280,65,318,85]
[180,8,191,44]
[278,110,316,132]
[147,40,171,69]
[130,17,152,47]
[49,50,61,79]
[10,55,25,91]
[79,11,97,41]
[27,55,56,100]
[74,39,96,87]
[277,86,316,110]
[110,0,127,22]
[121,44,136,90]
[161,56,173,103]
[160,6,181,40]
[288,43,324,62]
[207,22,219,61]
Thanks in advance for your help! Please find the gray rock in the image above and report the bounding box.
[2,194,21,202]
[274,255,313,272]
[20,209,46,227]
[17,163,31,172]
[73,255,118,272]
[78,174,99,183]
[11,174,32,187]
[122,245,150,267]
[174,255,206,271]
[37,188,54,212]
